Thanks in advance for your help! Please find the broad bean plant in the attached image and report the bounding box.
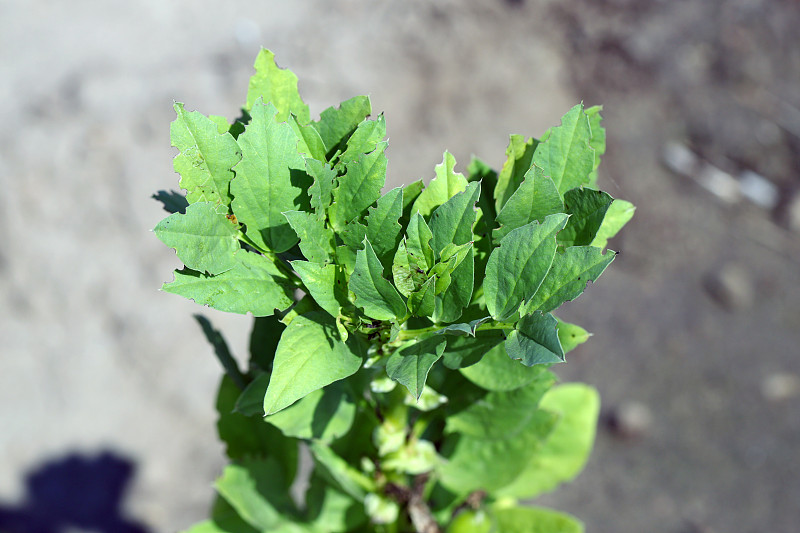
[153,49,635,533]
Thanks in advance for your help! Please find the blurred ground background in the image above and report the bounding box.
[1,0,799,532]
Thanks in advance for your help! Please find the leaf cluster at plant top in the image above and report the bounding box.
[154,49,635,533]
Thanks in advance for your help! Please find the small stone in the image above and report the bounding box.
[738,170,779,210]
[696,164,740,204]
[703,264,754,311]
[662,142,699,177]
[607,401,653,439]
[761,373,800,402]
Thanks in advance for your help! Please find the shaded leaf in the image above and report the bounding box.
[484,214,568,321]
[591,199,635,249]
[441,329,506,370]
[505,312,565,366]
[385,336,447,399]
[460,342,550,392]
[349,239,407,321]
[265,381,356,443]
[311,95,372,156]
[558,188,614,247]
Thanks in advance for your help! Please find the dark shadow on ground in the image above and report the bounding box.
[0,451,151,533]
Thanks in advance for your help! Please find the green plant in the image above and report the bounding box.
[153,49,634,533]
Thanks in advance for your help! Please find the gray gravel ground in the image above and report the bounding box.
[1,1,798,532]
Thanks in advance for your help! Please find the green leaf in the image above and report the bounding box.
[460,342,550,392]
[215,458,299,531]
[411,152,469,217]
[533,104,595,195]
[385,336,447,399]
[494,166,563,242]
[289,115,327,162]
[497,384,600,500]
[338,219,368,252]
[284,210,336,264]
[391,239,427,297]
[591,199,635,249]
[265,381,356,443]
[505,311,565,366]
[263,312,365,415]
[433,246,474,323]
[349,239,407,321]
[492,506,584,533]
[154,202,240,275]
[306,159,338,220]
[441,329,506,370]
[305,475,367,532]
[585,105,605,186]
[429,181,480,256]
[234,372,270,416]
[484,214,569,321]
[335,115,387,169]
[445,371,555,438]
[557,318,591,353]
[215,376,298,475]
[163,250,294,316]
[231,101,311,253]
[401,179,425,221]
[291,261,349,319]
[438,408,558,494]
[365,187,404,266]
[309,442,374,500]
[558,188,614,247]
[329,143,387,232]
[170,103,242,207]
[183,496,260,533]
[407,276,436,318]
[522,246,615,315]
[405,213,435,271]
[311,95,372,156]
[493,134,538,213]
[245,49,310,123]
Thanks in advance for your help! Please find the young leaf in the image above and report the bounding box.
[291,260,349,319]
[493,166,564,242]
[329,144,387,232]
[385,336,447,399]
[309,442,374,500]
[591,199,635,249]
[215,458,299,531]
[263,312,365,415]
[410,152,469,217]
[433,246,474,324]
[405,213,435,271]
[336,115,387,169]
[289,115,326,162]
[407,276,436,318]
[311,95,372,156]
[496,384,600,500]
[306,159,338,220]
[163,250,294,316]
[533,104,595,195]
[505,311,565,366]
[522,246,615,315]
[283,210,336,264]
[429,181,481,256]
[392,240,427,297]
[245,49,310,123]
[154,201,240,275]
[558,188,614,248]
[493,134,538,213]
[492,506,585,533]
[365,187,404,266]
[231,101,311,253]
[171,103,242,207]
[349,239,407,321]
[264,381,357,443]
[484,214,569,321]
